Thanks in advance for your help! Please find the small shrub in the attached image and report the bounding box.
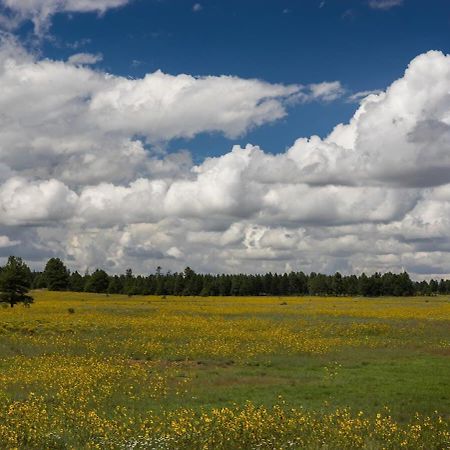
[67,308,75,314]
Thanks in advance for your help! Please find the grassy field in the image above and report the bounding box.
[0,291,449,449]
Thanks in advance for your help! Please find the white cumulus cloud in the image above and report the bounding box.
[0,36,300,185]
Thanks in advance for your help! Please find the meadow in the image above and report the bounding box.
[0,291,448,449]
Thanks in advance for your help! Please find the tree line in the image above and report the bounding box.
[2,255,450,301]
[2,255,450,306]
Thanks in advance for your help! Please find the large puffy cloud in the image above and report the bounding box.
[0,36,300,185]
[0,44,450,279]
[0,177,77,225]
[291,51,450,188]
[0,0,131,34]
[89,71,299,140]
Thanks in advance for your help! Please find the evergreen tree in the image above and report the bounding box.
[107,275,123,294]
[173,273,185,295]
[331,272,343,296]
[308,273,328,295]
[68,271,85,292]
[0,256,33,307]
[32,272,47,289]
[43,258,69,291]
[123,268,135,295]
[358,273,371,296]
[84,269,109,293]
[395,272,414,296]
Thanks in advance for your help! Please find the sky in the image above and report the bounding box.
[0,0,449,278]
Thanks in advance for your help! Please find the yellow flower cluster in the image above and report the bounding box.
[0,400,448,449]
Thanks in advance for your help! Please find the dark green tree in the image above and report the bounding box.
[395,272,414,296]
[308,273,328,295]
[331,272,343,296]
[43,257,69,291]
[183,267,201,295]
[173,273,185,295]
[32,272,47,289]
[358,273,371,296]
[108,275,124,294]
[84,269,109,293]
[0,256,33,307]
[123,268,135,295]
[68,271,85,292]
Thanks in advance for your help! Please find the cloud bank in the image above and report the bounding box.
[0,37,449,278]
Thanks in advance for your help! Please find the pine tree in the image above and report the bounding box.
[43,258,69,291]
[0,256,33,307]
[68,271,85,292]
[84,269,109,293]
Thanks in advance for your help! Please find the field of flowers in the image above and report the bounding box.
[0,291,448,449]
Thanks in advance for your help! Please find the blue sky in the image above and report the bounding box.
[36,0,450,159]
